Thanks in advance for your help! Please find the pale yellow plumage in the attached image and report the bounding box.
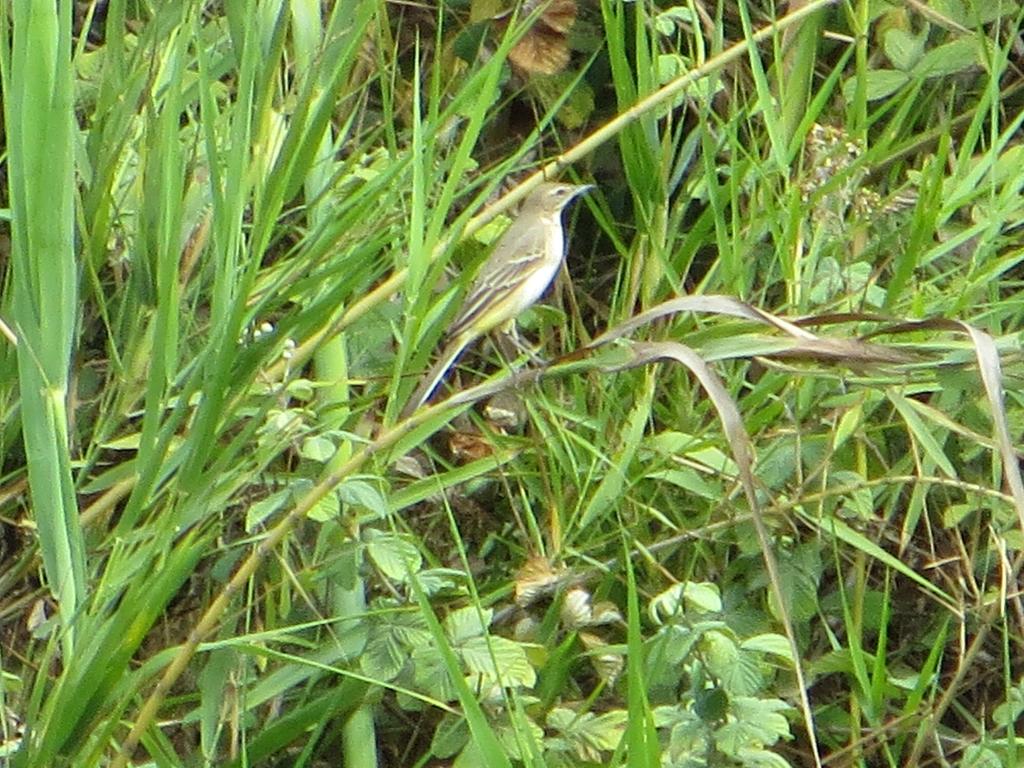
[401,182,591,417]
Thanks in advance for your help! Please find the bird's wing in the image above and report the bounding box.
[450,225,552,338]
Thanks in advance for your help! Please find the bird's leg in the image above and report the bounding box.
[495,321,546,365]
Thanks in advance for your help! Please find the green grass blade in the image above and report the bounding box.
[3,0,86,651]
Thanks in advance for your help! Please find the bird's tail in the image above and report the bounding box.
[399,334,472,419]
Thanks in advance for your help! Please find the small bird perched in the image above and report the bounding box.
[401,182,592,417]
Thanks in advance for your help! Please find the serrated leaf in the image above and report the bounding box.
[413,643,458,702]
[361,625,411,681]
[445,605,491,644]
[285,378,314,400]
[930,0,967,24]
[657,53,686,84]
[708,633,765,696]
[430,712,469,758]
[694,686,728,722]
[307,490,339,522]
[649,624,697,669]
[495,716,544,760]
[415,568,466,596]
[338,478,389,519]
[992,684,1024,727]
[769,544,822,623]
[715,697,792,752]
[683,582,723,613]
[460,636,536,689]
[365,530,421,580]
[735,746,794,767]
[883,28,924,70]
[546,708,627,762]
[655,703,705,763]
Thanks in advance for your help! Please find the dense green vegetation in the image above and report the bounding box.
[2,1,1024,765]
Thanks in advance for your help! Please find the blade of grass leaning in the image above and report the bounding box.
[897,614,948,756]
[778,1,826,145]
[2,0,86,653]
[736,0,787,172]
[130,7,189,535]
[622,543,660,768]
[960,323,1024,531]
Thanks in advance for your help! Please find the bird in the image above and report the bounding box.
[401,181,592,418]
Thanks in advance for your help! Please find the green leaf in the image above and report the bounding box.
[739,634,794,662]
[645,467,723,501]
[413,643,458,702]
[494,715,545,761]
[706,631,765,696]
[653,6,695,36]
[362,614,431,681]
[735,746,794,767]
[547,708,628,762]
[577,380,652,530]
[300,434,335,462]
[657,53,687,84]
[843,69,909,102]
[430,712,469,759]
[715,697,792,753]
[703,631,740,680]
[649,624,700,670]
[992,683,1024,727]
[915,37,982,78]
[460,636,536,689]
[365,530,422,581]
[408,576,513,768]
[414,568,467,597]
[445,605,491,644]
[245,488,289,531]
[338,478,389,519]
[883,28,924,70]
[650,582,723,622]
[960,745,1006,768]
[770,544,822,623]
[530,73,596,130]
[655,704,704,762]
[307,489,340,522]
[694,686,728,722]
